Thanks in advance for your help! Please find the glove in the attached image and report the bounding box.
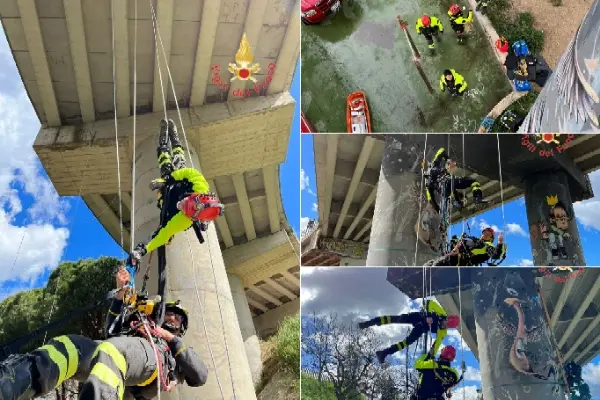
[149,178,166,191]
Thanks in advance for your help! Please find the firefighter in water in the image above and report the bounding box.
[412,345,462,400]
[440,69,468,97]
[448,4,473,42]
[358,299,460,364]
[416,14,444,50]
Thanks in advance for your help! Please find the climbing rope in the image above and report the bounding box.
[147,1,235,397]
[495,134,507,241]
[457,265,465,400]
[461,134,466,238]
[130,0,138,251]
[110,0,126,259]
[415,134,429,266]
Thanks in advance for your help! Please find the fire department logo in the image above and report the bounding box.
[228,33,260,82]
[538,266,584,283]
[521,134,575,158]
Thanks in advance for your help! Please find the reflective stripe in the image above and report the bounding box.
[93,342,127,376]
[39,344,68,385]
[90,363,124,400]
[471,247,488,255]
[471,182,480,188]
[172,147,184,155]
[174,345,187,357]
[54,336,79,381]
[433,148,445,161]
[379,316,391,325]
[137,368,158,387]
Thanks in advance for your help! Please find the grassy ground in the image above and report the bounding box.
[257,314,300,400]
[301,374,337,399]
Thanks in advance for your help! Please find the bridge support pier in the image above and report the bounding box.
[366,135,447,266]
[523,170,586,266]
[229,274,263,388]
[471,268,565,399]
[133,135,256,399]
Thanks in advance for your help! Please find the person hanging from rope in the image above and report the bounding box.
[440,69,468,97]
[426,227,507,266]
[448,4,473,43]
[416,14,444,51]
[358,299,460,364]
[129,119,224,265]
[424,147,485,216]
[0,266,208,399]
[411,345,463,400]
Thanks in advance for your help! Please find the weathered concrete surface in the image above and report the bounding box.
[254,298,299,339]
[133,134,256,399]
[472,268,565,400]
[366,135,448,266]
[524,171,586,266]
[520,0,600,133]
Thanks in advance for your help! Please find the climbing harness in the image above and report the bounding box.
[415,134,429,266]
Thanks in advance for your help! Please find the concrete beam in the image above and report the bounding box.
[84,194,130,250]
[208,178,234,248]
[353,220,372,241]
[267,0,300,95]
[253,298,299,339]
[232,172,257,241]
[189,0,221,106]
[248,285,283,306]
[574,147,600,163]
[562,313,600,361]
[63,0,95,122]
[263,165,281,233]
[121,192,132,217]
[321,135,338,237]
[17,0,60,126]
[33,92,295,195]
[558,274,600,347]
[333,137,375,238]
[574,332,600,364]
[151,0,173,113]
[246,296,269,313]
[222,230,296,287]
[112,0,130,118]
[227,0,268,99]
[264,277,297,300]
[343,186,377,240]
[280,270,300,287]
[551,277,576,329]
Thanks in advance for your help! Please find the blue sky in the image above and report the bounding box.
[300,267,600,399]
[300,134,600,266]
[0,24,300,301]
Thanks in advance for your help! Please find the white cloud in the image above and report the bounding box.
[506,223,527,237]
[301,216,310,233]
[463,366,482,382]
[450,385,481,399]
[477,218,500,234]
[574,170,600,230]
[300,168,309,191]
[312,202,318,212]
[583,361,600,399]
[0,34,70,286]
[519,259,534,266]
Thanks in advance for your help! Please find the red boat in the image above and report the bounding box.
[301,112,315,133]
[346,91,372,133]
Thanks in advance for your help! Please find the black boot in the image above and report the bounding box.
[376,347,393,364]
[159,119,169,148]
[473,189,487,204]
[0,354,38,399]
[358,319,377,329]
[168,120,187,170]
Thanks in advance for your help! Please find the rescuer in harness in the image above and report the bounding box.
[358,299,460,364]
[448,4,473,43]
[411,346,462,400]
[424,148,485,215]
[425,227,507,266]
[416,14,444,50]
[440,69,468,97]
[129,119,224,265]
[0,266,208,399]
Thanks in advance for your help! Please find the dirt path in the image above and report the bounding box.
[509,0,591,69]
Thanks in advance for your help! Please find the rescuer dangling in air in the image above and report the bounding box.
[448,4,473,43]
[416,14,444,51]
[129,119,224,265]
[0,266,208,399]
[412,345,462,400]
[426,227,507,266]
[424,148,485,215]
[440,69,468,97]
[358,299,460,364]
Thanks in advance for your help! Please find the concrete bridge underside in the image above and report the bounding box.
[303,134,600,266]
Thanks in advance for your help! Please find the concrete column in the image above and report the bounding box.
[228,274,263,388]
[366,134,448,266]
[471,268,565,400]
[524,171,586,266]
[133,134,256,399]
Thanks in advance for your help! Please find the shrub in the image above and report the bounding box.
[272,314,300,375]
[488,3,545,54]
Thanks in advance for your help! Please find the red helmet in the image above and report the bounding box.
[177,192,224,222]
[441,345,457,361]
[482,227,495,239]
[422,14,431,26]
[449,4,461,15]
[447,315,460,328]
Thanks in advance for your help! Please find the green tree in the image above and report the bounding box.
[0,257,120,353]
